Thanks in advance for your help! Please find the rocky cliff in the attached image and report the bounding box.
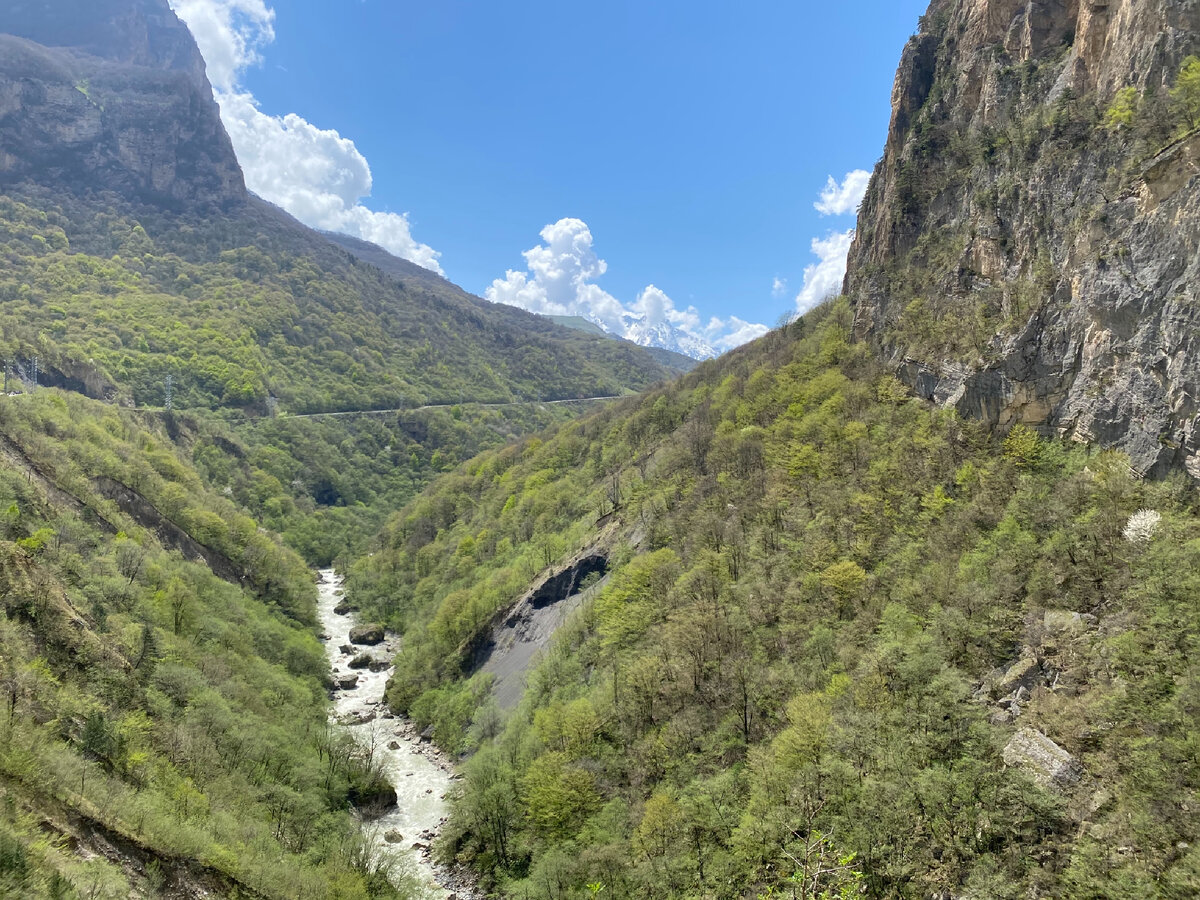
[845,0,1200,477]
[0,0,244,207]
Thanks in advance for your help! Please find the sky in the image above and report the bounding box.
[168,0,929,355]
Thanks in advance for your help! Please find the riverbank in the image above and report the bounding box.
[317,569,480,899]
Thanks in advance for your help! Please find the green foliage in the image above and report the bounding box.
[0,390,409,898]
[0,185,671,565]
[355,301,1200,898]
[0,190,667,415]
[1103,86,1140,132]
[1172,56,1200,130]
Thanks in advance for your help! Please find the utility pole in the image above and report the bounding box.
[164,375,174,412]
[31,356,38,392]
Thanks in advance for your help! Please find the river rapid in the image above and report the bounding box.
[316,569,476,899]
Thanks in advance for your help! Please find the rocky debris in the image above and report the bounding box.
[349,623,385,646]
[387,741,401,751]
[990,708,1014,727]
[335,673,359,690]
[1043,610,1097,638]
[337,709,375,726]
[995,655,1040,697]
[473,548,611,711]
[1003,728,1081,791]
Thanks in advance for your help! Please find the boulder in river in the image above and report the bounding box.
[384,830,403,844]
[347,653,374,670]
[349,623,386,646]
[349,781,397,816]
[334,598,358,615]
[336,673,359,690]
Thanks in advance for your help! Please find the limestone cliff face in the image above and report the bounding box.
[845,0,1200,477]
[0,0,244,208]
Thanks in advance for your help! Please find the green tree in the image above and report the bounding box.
[1173,55,1200,129]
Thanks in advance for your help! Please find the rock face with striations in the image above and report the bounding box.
[845,0,1200,477]
[0,0,245,208]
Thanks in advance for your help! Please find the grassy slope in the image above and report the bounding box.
[0,390,416,899]
[350,300,1200,898]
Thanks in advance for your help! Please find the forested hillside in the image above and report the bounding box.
[0,0,684,565]
[0,187,674,562]
[351,301,1200,898]
[0,390,420,899]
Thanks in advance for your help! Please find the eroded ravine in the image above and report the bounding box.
[317,569,474,899]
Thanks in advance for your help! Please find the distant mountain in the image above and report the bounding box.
[0,0,687,565]
[0,0,681,415]
[545,314,700,373]
[550,308,716,363]
[619,314,717,360]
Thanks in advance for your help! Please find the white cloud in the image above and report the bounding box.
[787,170,869,314]
[795,230,854,314]
[487,219,765,359]
[771,276,788,298]
[705,315,770,353]
[814,169,871,217]
[169,0,273,93]
[169,0,442,272]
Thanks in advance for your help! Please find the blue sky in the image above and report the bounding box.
[170,0,929,352]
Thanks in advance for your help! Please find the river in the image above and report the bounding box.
[316,569,476,899]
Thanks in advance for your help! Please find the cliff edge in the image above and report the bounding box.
[845,0,1200,477]
[0,0,245,208]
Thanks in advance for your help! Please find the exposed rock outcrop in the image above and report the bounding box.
[1003,727,1082,790]
[846,0,1200,477]
[0,0,245,208]
[472,550,610,710]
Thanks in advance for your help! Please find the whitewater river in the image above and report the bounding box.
[316,570,475,899]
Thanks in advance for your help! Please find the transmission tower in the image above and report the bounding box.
[164,375,174,412]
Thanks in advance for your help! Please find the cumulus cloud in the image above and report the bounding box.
[795,230,855,314]
[790,170,871,314]
[169,0,442,272]
[487,219,766,358]
[814,169,871,216]
[772,277,788,298]
[169,0,273,93]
